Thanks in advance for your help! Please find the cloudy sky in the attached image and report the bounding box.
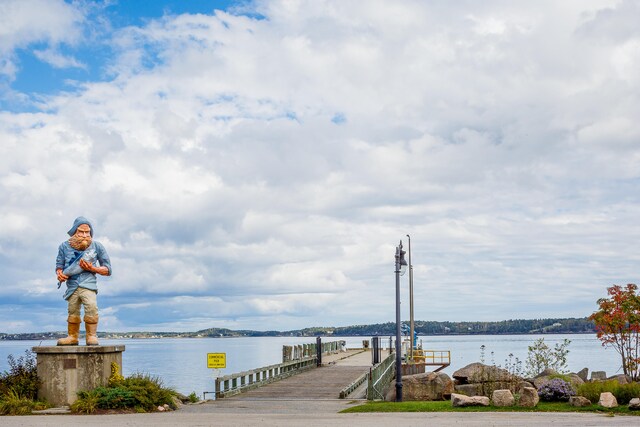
[0,0,638,333]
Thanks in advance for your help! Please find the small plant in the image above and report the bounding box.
[70,389,100,414]
[537,378,575,402]
[0,388,48,415]
[188,391,199,403]
[525,338,571,377]
[108,362,125,386]
[503,353,523,378]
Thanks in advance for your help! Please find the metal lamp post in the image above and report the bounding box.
[406,234,414,362]
[394,240,408,402]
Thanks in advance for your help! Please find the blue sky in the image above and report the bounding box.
[1,0,639,333]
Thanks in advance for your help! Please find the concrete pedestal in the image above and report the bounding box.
[32,345,125,406]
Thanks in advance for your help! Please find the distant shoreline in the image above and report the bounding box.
[0,332,599,341]
[0,317,596,340]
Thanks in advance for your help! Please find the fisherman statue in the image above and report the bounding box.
[56,217,112,346]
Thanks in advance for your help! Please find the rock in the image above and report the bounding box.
[163,404,170,411]
[607,374,632,385]
[518,387,539,408]
[157,406,165,412]
[569,396,592,407]
[172,396,183,408]
[175,392,190,403]
[538,368,558,377]
[387,372,453,401]
[591,371,607,381]
[598,392,618,408]
[515,381,535,394]
[491,389,514,407]
[629,398,640,410]
[453,363,513,383]
[451,393,490,407]
[576,368,588,382]
[454,383,482,396]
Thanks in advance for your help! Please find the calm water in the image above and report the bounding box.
[0,334,621,396]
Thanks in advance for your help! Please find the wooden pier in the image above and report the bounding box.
[215,341,451,401]
[219,349,372,400]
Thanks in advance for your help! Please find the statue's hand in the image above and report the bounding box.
[79,259,96,273]
[56,269,68,282]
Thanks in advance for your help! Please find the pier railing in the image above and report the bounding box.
[215,356,317,398]
[367,352,395,400]
[282,339,344,362]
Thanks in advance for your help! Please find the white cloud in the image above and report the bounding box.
[0,0,639,332]
[0,0,85,79]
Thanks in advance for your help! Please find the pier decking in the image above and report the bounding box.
[226,349,373,400]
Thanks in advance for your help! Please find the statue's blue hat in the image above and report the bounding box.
[67,216,93,237]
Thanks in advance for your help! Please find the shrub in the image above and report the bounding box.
[0,350,39,400]
[0,389,48,415]
[577,380,640,404]
[120,373,176,412]
[71,389,100,414]
[188,391,199,403]
[71,372,176,413]
[537,378,575,401]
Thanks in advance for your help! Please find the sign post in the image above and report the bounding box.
[205,353,226,401]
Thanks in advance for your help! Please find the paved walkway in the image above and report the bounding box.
[4,406,638,426]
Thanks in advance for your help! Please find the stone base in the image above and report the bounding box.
[32,345,125,406]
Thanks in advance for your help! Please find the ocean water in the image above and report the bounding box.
[0,334,622,396]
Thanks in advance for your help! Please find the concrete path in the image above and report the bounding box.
[3,405,638,427]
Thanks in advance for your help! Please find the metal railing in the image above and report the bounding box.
[339,371,368,399]
[282,339,344,362]
[412,350,451,365]
[215,356,317,398]
[367,353,395,400]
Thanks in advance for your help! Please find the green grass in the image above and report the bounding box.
[341,400,640,415]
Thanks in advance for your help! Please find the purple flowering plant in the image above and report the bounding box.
[537,378,576,401]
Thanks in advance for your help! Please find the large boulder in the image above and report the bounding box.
[453,363,522,397]
[453,363,513,383]
[629,398,640,411]
[591,371,607,381]
[598,392,618,408]
[454,383,482,396]
[386,372,453,401]
[569,396,591,407]
[451,393,490,407]
[518,387,539,408]
[491,389,514,407]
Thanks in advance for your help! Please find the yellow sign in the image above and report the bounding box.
[207,353,226,369]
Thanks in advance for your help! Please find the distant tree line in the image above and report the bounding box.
[1,317,595,340]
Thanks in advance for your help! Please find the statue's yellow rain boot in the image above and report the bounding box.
[84,315,99,346]
[57,315,81,346]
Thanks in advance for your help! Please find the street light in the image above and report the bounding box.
[395,240,408,402]
[406,234,414,362]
